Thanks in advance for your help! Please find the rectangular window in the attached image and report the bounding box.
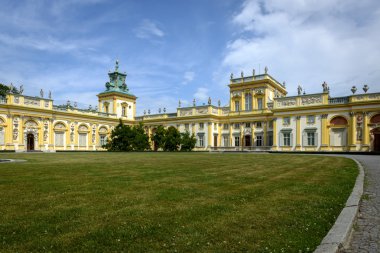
[235,101,240,112]
[283,117,290,125]
[79,133,87,147]
[100,135,106,146]
[307,115,315,124]
[256,122,262,128]
[234,136,240,147]
[283,132,291,146]
[223,124,229,130]
[257,98,263,109]
[307,132,315,146]
[214,123,217,131]
[55,132,64,147]
[185,123,189,131]
[199,123,204,130]
[234,123,240,129]
[198,135,204,147]
[256,135,263,146]
[245,93,252,111]
[268,120,273,128]
[245,122,251,128]
[122,106,126,116]
[223,136,229,146]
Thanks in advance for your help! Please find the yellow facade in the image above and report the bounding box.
[1,63,380,152]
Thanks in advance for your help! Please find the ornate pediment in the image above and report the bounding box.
[54,122,66,131]
[99,127,108,134]
[25,120,38,128]
[78,125,89,132]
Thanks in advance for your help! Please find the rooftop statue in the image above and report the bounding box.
[297,85,302,96]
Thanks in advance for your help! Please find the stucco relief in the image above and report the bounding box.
[13,117,19,140]
[196,108,207,114]
[301,95,322,106]
[276,98,296,108]
[180,109,192,116]
[25,120,38,128]
[43,120,49,141]
[222,109,229,115]
[24,97,40,106]
[78,125,88,131]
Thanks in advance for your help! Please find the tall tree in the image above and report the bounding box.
[163,126,181,151]
[105,120,150,151]
[152,125,166,151]
[180,131,197,151]
[132,123,151,151]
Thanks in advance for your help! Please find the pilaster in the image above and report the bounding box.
[272,118,277,150]
[207,122,212,148]
[349,112,356,151]
[320,114,329,151]
[229,124,233,147]
[363,112,370,147]
[296,115,301,151]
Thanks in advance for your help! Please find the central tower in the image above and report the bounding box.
[97,60,137,120]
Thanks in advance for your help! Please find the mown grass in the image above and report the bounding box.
[0,153,357,252]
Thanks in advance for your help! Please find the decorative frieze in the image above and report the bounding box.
[24,97,40,107]
[196,108,207,114]
[301,95,322,106]
[180,109,193,116]
[276,98,296,108]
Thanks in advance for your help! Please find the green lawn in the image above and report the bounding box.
[0,153,357,252]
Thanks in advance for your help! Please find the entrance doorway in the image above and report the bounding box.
[245,135,251,147]
[214,135,218,147]
[27,133,34,151]
[374,133,380,152]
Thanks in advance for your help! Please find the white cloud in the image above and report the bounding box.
[194,87,209,102]
[222,0,380,96]
[135,19,165,39]
[182,71,195,84]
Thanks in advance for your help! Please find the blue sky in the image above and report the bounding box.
[1,0,380,115]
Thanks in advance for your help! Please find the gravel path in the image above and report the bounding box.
[342,155,380,253]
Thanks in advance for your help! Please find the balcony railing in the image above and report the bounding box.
[328,96,349,104]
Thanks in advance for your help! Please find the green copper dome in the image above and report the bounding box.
[98,60,135,97]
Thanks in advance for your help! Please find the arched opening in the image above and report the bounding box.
[330,116,348,125]
[27,133,34,151]
[329,116,348,147]
[370,114,380,124]
[371,127,380,152]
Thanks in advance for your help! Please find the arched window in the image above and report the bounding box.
[54,122,66,147]
[78,125,89,147]
[329,116,348,146]
[103,102,110,113]
[330,116,348,125]
[98,127,108,146]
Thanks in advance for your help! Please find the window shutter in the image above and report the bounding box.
[302,132,307,146]
[279,133,283,146]
[290,132,293,147]
[315,132,318,147]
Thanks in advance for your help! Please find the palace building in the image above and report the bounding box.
[1,61,380,152]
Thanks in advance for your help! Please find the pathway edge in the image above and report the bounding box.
[314,157,364,253]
